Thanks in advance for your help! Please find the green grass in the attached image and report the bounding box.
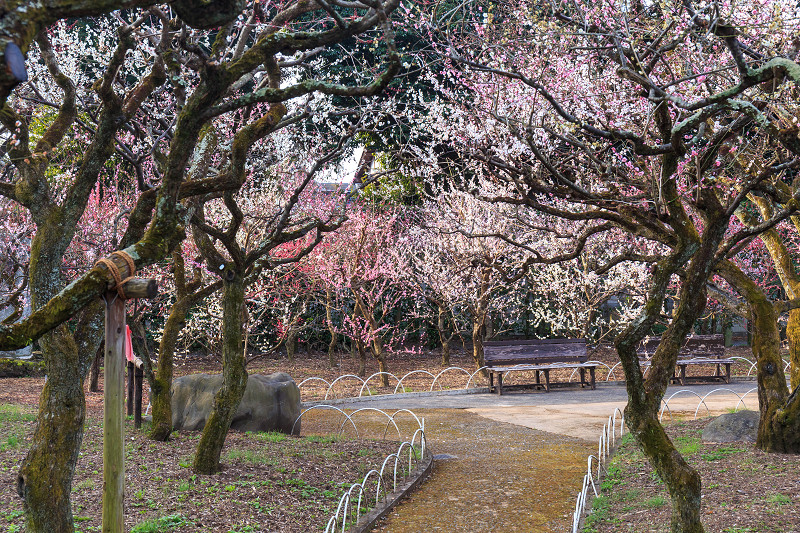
[251,431,287,443]
[227,527,257,533]
[701,446,745,461]
[304,435,340,444]
[765,493,791,505]
[0,405,34,452]
[600,462,625,491]
[675,436,701,456]
[0,404,36,423]
[582,496,610,531]
[2,510,24,522]
[72,479,95,492]
[224,448,277,466]
[130,514,186,532]
[0,434,23,452]
[644,495,667,508]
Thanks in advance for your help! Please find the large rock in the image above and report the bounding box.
[171,372,301,434]
[702,410,759,443]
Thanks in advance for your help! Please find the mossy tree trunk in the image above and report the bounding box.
[286,323,299,361]
[16,325,87,533]
[787,309,800,391]
[737,197,800,389]
[89,343,102,392]
[193,273,248,474]
[147,252,220,441]
[438,304,451,366]
[9,27,164,533]
[617,262,707,533]
[355,337,367,377]
[718,261,800,453]
[148,299,188,441]
[614,163,732,532]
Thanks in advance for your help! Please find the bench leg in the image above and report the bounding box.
[498,372,503,396]
[543,369,550,392]
[489,371,494,393]
[579,367,585,388]
[535,370,541,389]
[590,367,596,390]
[680,364,686,386]
[725,363,731,384]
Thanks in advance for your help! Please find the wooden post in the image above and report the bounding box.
[134,364,143,429]
[96,248,159,533]
[103,292,125,533]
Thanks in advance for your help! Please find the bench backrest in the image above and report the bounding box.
[637,337,661,358]
[682,334,725,358]
[484,339,588,366]
[636,334,725,359]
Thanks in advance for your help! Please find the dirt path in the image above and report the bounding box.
[320,382,759,532]
[369,409,592,533]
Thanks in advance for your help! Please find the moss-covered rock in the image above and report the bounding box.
[171,372,301,435]
[0,357,45,378]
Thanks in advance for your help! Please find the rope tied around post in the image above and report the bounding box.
[94,251,137,300]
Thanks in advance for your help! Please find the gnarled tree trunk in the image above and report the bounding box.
[787,308,800,391]
[17,326,86,533]
[193,274,248,474]
[719,261,800,453]
[148,301,186,441]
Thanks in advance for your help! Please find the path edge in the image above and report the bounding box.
[349,454,434,532]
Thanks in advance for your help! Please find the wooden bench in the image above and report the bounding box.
[484,339,596,395]
[636,334,732,385]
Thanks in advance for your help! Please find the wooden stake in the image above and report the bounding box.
[126,361,134,417]
[134,364,143,429]
[103,292,125,533]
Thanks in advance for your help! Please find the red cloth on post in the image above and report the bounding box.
[125,325,134,363]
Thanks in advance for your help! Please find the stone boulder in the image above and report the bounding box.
[702,410,759,443]
[171,372,301,434]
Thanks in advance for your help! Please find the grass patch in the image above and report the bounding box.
[0,404,36,423]
[600,461,626,491]
[252,431,287,443]
[72,479,95,492]
[130,514,186,532]
[583,496,610,531]
[701,446,744,461]
[304,435,340,444]
[644,495,667,508]
[765,493,791,505]
[675,436,700,456]
[225,448,277,466]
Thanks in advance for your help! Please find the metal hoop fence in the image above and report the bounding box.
[572,408,625,533]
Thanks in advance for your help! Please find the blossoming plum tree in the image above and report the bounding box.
[417,0,800,530]
[0,0,402,529]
